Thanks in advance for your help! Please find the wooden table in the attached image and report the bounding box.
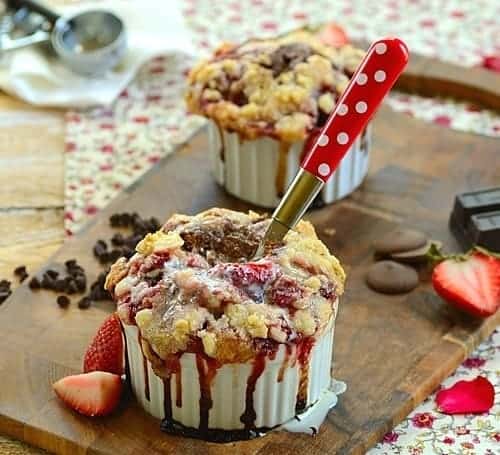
[0,94,63,454]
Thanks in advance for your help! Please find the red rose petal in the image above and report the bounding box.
[436,376,494,414]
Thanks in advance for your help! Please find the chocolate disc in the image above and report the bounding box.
[373,228,427,256]
[366,261,419,294]
[390,240,442,263]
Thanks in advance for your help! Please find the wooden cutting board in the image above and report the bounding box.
[0,55,499,455]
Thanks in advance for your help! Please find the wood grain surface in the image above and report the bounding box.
[0,101,499,454]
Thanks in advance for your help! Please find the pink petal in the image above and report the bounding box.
[436,376,494,414]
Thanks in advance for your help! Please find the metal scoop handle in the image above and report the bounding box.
[9,0,60,25]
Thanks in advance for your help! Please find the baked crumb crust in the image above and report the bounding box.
[186,31,365,142]
[106,208,345,364]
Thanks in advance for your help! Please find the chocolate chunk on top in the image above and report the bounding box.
[366,261,419,295]
[373,228,427,256]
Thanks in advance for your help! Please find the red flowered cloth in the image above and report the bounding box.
[64,2,499,452]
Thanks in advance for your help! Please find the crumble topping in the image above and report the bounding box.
[106,208,345,365]
[185,31,365,142]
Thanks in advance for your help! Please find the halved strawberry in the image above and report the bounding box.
[53,371,122,417]
[83,313,124,375]
[318,23,349,48]
[431,250,500,317]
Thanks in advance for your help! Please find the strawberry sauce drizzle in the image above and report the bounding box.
[295,337,315,412]
[196,354,220,433]
[240,354,267,429]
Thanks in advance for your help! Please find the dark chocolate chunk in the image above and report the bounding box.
[93,240,108,259]
[75,275,87,292]
[65,259,77,269]
[450,187,500,252]
[268,43,313,77]
[0,279,11,290]
[28,276,41,290]
[373,229,427,256]
[77,296,92,309]
[467,211,500,252]
[451,187,500,228]
[111,233,125,246]
[56,295,70,308]
[366,261,419,294]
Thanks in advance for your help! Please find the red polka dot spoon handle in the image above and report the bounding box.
[302,37,409,180]
[257,38,409,254]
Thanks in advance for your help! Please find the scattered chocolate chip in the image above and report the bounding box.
[373,228,427,256]
[28,276,41,289]
[0,280,12,304]
[89,270,112,301]
[67,280,79,294]
[65,259,77,269]
[56,295,70,308]
[77,296,92,309]
[45,269,59,280]
[0,289,11,304]
[366,261,419,295]
[93,240,108,259]
[13,265,27,276]
[54,279,67,292]
[75,275,87,292]
[111,233,124,246]
[41,274,55,289]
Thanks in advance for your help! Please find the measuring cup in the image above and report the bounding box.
[4,0,127,76]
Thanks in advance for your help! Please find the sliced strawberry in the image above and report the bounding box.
[431,251,500,317]
[83,313,124,375]
[53,371,122,417]
[319,23,349,48]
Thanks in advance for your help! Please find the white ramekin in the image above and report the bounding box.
[123,317,336,431]
[208,120,371,208]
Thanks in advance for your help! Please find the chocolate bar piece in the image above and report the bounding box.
[449,187,500,252]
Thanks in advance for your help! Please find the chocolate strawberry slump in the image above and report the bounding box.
[105,208,345,440]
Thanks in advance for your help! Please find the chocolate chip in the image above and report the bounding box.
[373,228,428,256]
[0,289,11,304]
[41,274,55,289]
[0,279,11,290]
[45,269,59,280]
[366,261,419,295]
[67,280,79,294]
[19,272,28,282]
[13,265,27,276]
[111,233,124,246]
[93,240,108,259]
[65,259,77,269]
[56,295,70,308]
[77,296,92,309]
[54,279,67,292]
[75,275,87,292]
[29,276,41,289]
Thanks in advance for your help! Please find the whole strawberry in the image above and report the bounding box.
[83,313,124,375]
[431,248,500,317]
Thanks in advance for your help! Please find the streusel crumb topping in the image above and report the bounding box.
[186,31,365,142]
[106,208,345,364]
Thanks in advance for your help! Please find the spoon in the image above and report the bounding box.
[3,0,126,76]
[256,38,409,255]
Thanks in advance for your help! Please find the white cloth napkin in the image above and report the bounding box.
[0,0,197,108]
